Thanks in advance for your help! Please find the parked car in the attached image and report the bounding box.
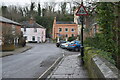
[67,41,81,51]
[60,41,71,49]
[56,40,66,47]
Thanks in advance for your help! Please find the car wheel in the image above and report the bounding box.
[74,47,79,52]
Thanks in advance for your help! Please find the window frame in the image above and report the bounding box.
[32,36,35,41]
[65,28,68,32]
[59,28,62,32]
[65,34,68,37]
[71,28,75,32]
[71,34,74,37]
[24,28,26,32]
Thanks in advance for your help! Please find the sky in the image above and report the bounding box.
[0,0,119,6]
[0,0,76,6]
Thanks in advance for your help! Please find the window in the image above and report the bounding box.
[71,28,75,32]
[32,36,35,41]
[24,28,26,32]
[12,25,15,35]
[59,28,62,32]
[12,25,15,30]
[65,34,68,37]
[72,34,74,37]
[34,28,37,32]
[65,28,68,32]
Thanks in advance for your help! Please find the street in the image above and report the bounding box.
[2,43,79,79]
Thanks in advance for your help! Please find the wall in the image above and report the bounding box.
[53,24,78,39]
[21,28,46,42]
[84,47,119,79]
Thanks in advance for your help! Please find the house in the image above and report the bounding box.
[0,16,22,46]
[89,23,100,37]
[74,9,82,36]
[21,18,46,43]
[74,9,100,40]
[52,17,78,41]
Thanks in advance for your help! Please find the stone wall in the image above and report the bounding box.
[84,47,119,79]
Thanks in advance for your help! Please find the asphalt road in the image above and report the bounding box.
[2,43,79,79]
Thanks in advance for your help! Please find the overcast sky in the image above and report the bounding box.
[0,0,76,6]
[0,0,119,6]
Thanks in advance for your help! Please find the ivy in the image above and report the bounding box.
[84,2,117,65]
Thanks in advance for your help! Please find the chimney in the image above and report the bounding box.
[29,17,35,24]
[53,17,56,24]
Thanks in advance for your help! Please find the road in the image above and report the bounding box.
[2,43,79,79]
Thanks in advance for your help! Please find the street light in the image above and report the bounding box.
[75,0,88,64]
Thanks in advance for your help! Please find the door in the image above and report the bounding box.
[32,36,35,42]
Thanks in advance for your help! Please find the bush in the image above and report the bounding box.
[68,36,77,41]
[84,47,115,65]
[18,37,26,47]
[2,44,15,51]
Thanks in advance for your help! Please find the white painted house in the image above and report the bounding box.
[21,18,46,43]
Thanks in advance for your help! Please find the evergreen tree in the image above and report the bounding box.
[38,2,41,16]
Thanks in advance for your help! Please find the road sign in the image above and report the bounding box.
[76,4,88,16]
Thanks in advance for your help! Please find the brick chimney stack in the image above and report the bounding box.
[29,17,35,24]
[53,17,56,24]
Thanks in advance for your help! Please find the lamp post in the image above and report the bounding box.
[75,1,88,64]
[80,15,84,64]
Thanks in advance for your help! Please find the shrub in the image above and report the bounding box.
[2,44,15,51]
[18,37,26,47]
[84,47,115,65]
[68,36,77,41]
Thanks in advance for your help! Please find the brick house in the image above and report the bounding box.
[21,17,46,43]
[52,17,78,41]
[0,16,22,46]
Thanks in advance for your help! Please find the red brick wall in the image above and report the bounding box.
[0,22,21,36]
[53,24,78,39]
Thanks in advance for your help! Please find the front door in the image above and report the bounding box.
[32,36,35,41]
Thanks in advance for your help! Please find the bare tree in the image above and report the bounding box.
[60,2,67,14]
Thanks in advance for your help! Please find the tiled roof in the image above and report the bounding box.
[0,16,21,25]
[21,21,45,28]
[56,21,76,24]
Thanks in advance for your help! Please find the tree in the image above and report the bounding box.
[60,2,67,14]
[42,8,47,16]
[38,2,41,16]
[30,2,35,16]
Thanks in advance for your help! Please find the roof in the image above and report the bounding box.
[56,21,76,24]
[0,16,21,26]
[21,21,45,29]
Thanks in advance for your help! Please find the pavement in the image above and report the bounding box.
[0,45,32,57]
[47,54,89,79]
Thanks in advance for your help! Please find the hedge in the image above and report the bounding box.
[2,44,15,51]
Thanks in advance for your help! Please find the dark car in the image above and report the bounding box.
[67,41,81,51]
[56,40,66,47]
